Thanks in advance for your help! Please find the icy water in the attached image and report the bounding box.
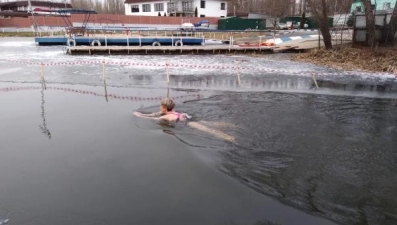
[0,37,397,225]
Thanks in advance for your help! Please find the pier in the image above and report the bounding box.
[66,45,275,55]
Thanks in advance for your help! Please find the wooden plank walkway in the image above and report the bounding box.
[66,45,274,55]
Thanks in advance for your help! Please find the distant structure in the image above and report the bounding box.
[0,0,72,18]
[124,0,227,17]
[350,0,396,13]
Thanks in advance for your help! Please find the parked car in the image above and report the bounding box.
[194,20,210,28]
[180,22,195,31]
[276,21,296,30]
[293,22,300,29]
[292,22,309,29]
[276,22,288,30]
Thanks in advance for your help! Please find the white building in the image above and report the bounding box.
[0,0,72,18]
[124,0,227,17]
[0,0,72,12]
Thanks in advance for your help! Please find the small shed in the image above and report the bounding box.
[218,17,265,30]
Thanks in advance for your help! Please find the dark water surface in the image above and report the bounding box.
[0,83,337,225]
[1,38,397,225]
[177,92,397,225]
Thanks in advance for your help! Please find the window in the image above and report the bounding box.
[142,4,151,12]
[182,1,192,11]
[220,2,225,10]
[131,5,139,13]
[200,0,205,9]
[167,2,175,11]
[154,3,164,12]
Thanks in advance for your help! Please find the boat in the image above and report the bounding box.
[238,42,275,47]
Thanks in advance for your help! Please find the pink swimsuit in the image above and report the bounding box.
[167,112,181,122]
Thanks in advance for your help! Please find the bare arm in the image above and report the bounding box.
[133,111,163,119]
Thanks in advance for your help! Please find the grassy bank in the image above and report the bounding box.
[291,46,397,74]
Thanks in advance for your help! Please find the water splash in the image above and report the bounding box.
[0,218,9,225]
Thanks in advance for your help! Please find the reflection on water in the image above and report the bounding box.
[0,86,199,102]
[39,90,51,139]
[178,92,397,225]
[165,73,397,94]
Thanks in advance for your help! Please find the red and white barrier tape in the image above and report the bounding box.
[1,58,396,78]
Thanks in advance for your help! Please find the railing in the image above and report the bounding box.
[167,6,194,13]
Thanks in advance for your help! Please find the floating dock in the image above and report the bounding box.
[35,36,204,46]
[66,45,274,55]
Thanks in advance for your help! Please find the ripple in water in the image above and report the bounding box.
[178,92,397,225]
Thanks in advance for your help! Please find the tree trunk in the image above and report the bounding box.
[306,0,332,49]
[384,4,397,43]
[362,0,376,48]
[300,12,306,29]
[320,0,332,49]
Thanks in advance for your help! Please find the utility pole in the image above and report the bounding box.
[27,0,32,11]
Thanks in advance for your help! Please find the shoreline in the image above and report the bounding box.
[291,46,397,75]
[2,34,396,75]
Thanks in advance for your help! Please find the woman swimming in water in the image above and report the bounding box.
[133,97,190,123]
[133,97,235,143]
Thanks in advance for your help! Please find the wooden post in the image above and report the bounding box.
[165,62,170,84]
[103,79,108,102]
[236,65,241,86]
[259,36,262,51]
[139,31,141,47]
[166,62,170,97]
[231,32,234,46]
[102,60,108,101]
[229,32,231,51]
[311,72,319,89]
[102,60,106,81]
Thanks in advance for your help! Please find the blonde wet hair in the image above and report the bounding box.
[161,97,175,111]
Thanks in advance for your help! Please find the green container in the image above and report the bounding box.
[218,17,266,30]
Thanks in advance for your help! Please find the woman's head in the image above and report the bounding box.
[160,97,175,113]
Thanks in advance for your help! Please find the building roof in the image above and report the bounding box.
[0,1,72,8]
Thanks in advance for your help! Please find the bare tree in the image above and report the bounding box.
[331,0,354,14]
[306,0,332,49]
[362,0,376,48]
[261,0,292,28]
[71,0,124,14]
[384,4,397,44]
